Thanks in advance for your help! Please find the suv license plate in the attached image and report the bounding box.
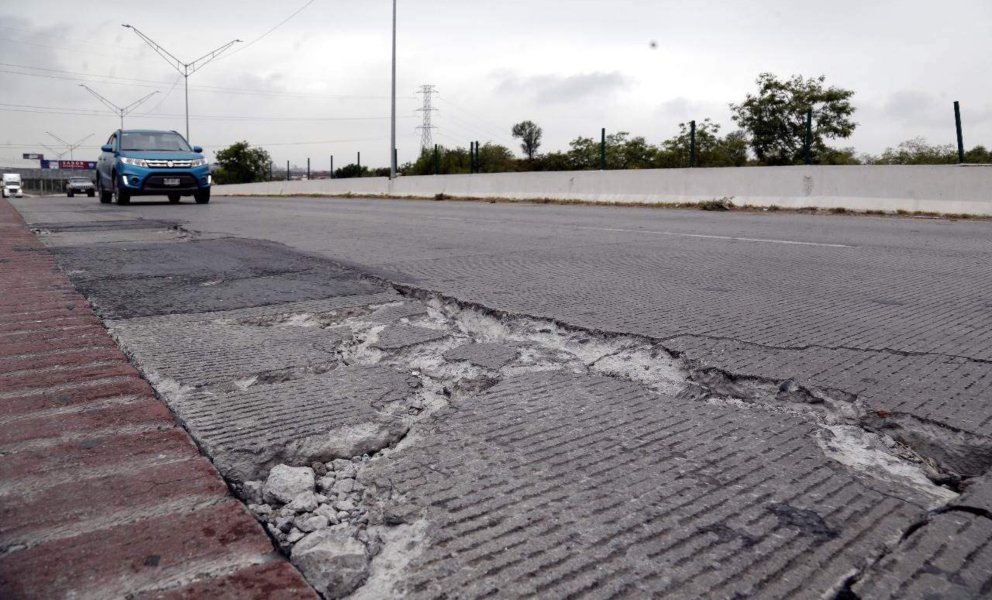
[164,178,180,186]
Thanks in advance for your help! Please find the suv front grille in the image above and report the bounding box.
[144,159,193,168]
[145,174,198,189]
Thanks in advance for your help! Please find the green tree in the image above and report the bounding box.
[655,119,748,168]
[874,138,957,165]
[511,121,543,160]
[213,141,271,184]
[333,163,371,179]
[730,73,857,165]
[477,143,517,173]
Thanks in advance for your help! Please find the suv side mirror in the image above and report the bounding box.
[193,146,203,154]
[101,144,113,153]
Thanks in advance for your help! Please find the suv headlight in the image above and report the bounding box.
[190,158,207,167]
[120,157,148,167]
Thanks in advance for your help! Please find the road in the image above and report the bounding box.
[10,194,992,598]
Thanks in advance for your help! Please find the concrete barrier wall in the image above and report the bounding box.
[214,165,992,215]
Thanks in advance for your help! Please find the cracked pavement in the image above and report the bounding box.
[10,195,992,598]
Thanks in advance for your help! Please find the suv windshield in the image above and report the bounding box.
[120,131,191,152]
[70,178,90,183]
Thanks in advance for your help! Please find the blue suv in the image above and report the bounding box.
[97,129,211,205]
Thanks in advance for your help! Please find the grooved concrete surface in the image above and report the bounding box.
[9,195,992,598]
[0,199,316,599]
[363,372,931,599]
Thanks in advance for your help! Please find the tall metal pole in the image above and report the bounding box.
[954,101,965,164]
[390,0,397,179]
[690,120,696,168]
[184,66,190,141]
[804,109,813,165]
[330,155,334,179]
[600,128,606,170]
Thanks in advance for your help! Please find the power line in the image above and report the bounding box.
[437,97,511,142]
[218,0,318,62]
[416,85,438,151]
[0,103,417,122]
[78,85,159,129]
[140,73,183,115]
[0,64,413,100]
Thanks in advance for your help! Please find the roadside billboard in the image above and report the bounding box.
[58,160,97,170]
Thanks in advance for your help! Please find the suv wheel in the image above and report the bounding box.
[194,189,210,204]
[113,174,131,205]
[98,178,112,204]
[67,190,74,198]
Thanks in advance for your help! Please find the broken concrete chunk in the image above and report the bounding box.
[286,421,410,466]
[296,514,330,533]
[242,481,264,504]
[315,504,342,525]
[443,342,520,371]
[263,465,316,504]
[334,499,357,512]
[333,479,356,494]
[286,528,305,544]
[317,475,337,492]
[374,325,449,350]
[286,491,320,513]
[292,528,370,599]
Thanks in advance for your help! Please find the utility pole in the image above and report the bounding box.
[804,109,813,165]
[390,0,398,180]
[122,24,241,142]
[286,160,290,181]
[600,128,606,170]
[46,132,93,163]
[330,155,334,179]
[307,158,310,180]
[690,120,696,168]
[954,101,965,164]
[79,85,159,130]
[416,85,438,152]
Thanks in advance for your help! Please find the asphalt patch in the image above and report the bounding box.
[32,219,183,233]
[50,237,385,318]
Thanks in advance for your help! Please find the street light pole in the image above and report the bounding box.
[79,85,159,130]
[122,24,241,142]
[46,132,94,163]
[390,0,397,180]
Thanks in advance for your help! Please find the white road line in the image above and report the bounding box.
[429,216,853,248]
[578,226,854,248]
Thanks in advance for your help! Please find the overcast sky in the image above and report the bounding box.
[2,0,990,169]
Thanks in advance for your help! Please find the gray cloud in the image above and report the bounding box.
[492,70,631,104]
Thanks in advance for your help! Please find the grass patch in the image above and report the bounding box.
[699,198,735,211]
[829,207,849,214]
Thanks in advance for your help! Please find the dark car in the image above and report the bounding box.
[66,177,95,198]
[96,129,211,205]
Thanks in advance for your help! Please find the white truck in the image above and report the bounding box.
[2,173,23,198]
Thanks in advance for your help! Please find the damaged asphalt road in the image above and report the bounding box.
[14,196,992,599]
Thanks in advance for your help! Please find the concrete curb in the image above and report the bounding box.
[0,198,317,599]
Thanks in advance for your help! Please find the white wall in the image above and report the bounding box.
[214,165,992,215]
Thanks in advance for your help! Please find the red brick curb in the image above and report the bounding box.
[0,200,317,599]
